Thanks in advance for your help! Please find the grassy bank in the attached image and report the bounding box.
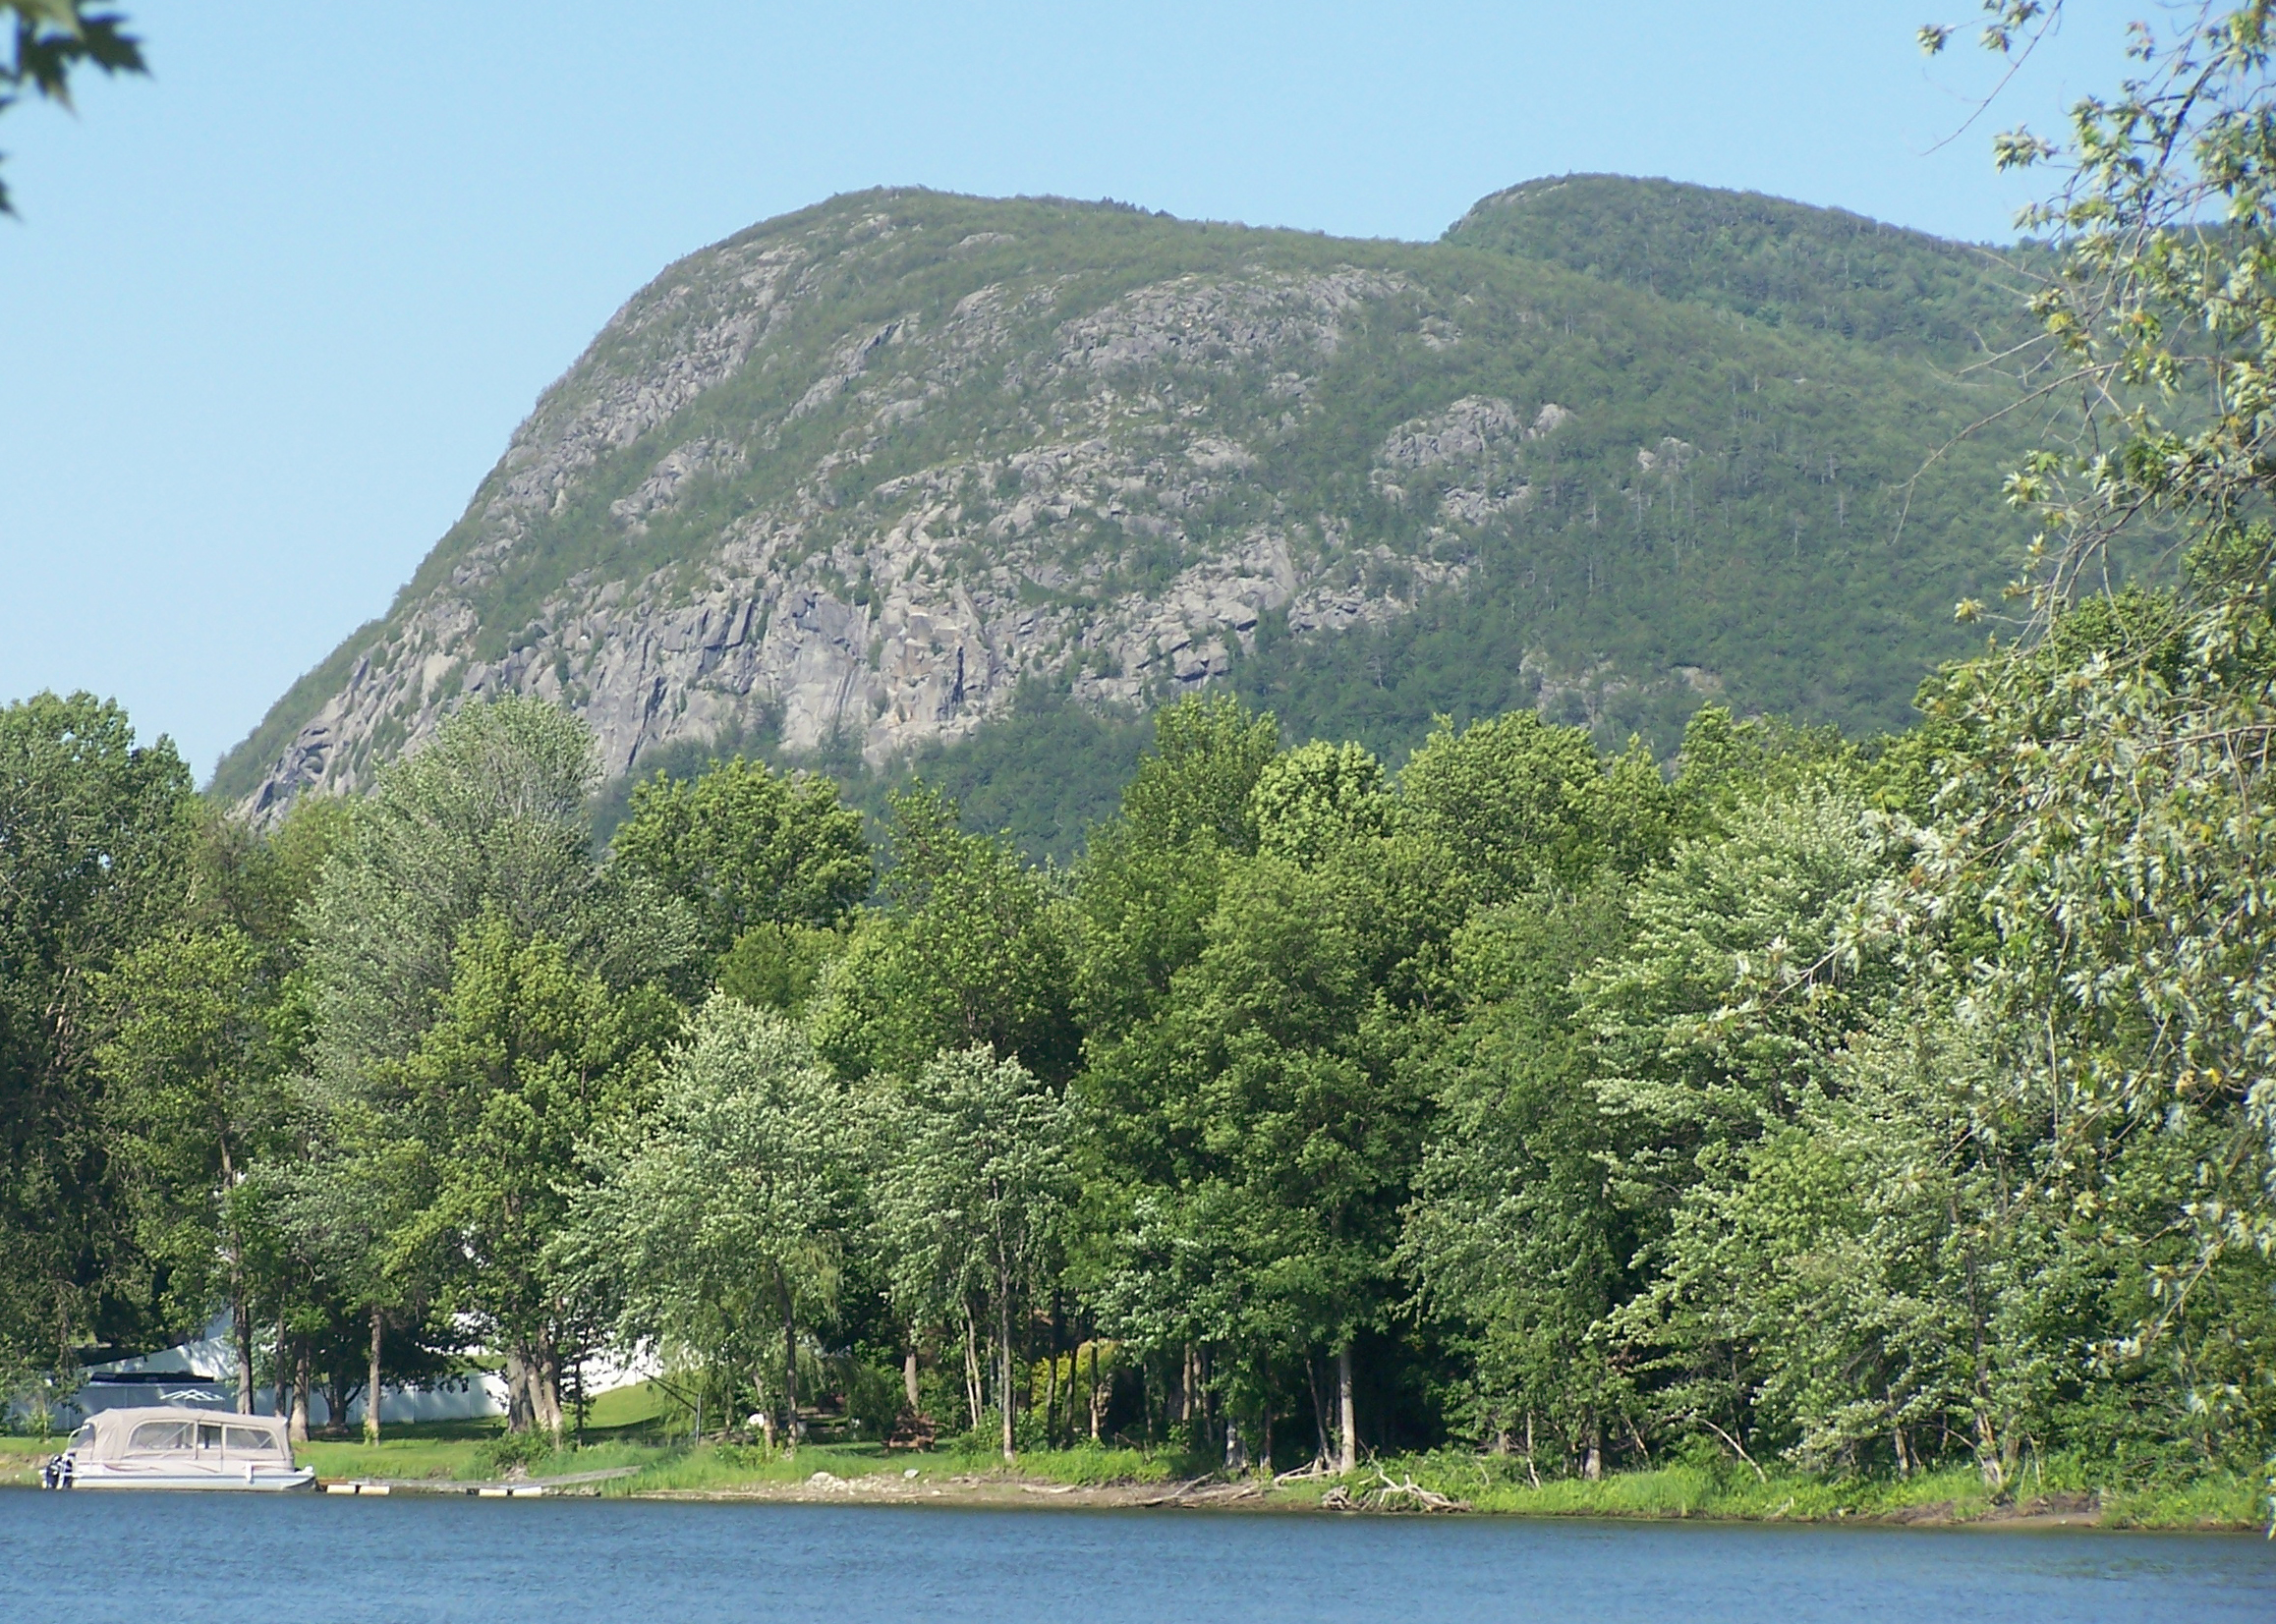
[0,1435,55,1485]
[1345,1452,2271,1531]
[6,1416,2261,1530]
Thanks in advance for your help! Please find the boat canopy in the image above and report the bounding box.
[69,1406,292,1464]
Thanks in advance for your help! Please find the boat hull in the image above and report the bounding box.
[62,1464,314,1491]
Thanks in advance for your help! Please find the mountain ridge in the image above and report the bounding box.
[212,177,2042,820]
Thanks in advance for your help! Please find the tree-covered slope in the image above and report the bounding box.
[1445,173,2038,366]
[213,179,2042,827]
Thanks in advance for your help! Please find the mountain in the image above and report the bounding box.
[213,179,2042,842]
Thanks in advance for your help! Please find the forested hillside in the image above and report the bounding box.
[1443,173,2038,365]
[212,177,2046,849]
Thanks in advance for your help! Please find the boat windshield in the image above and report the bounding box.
[225,1426,282,1456]
[128,1421,194,1453]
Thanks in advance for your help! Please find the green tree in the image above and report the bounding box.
[1401,885,1638,1478]
[873,1045,1075,1461]
[1399,710,1678,906]
[300,699,690,1437]
[1085,789,1462,1470]
[1072,695,1281,1038]
[609,756,872,968]
[1582,784,1899,1462]
[563,998,857,1447]
[813,786,1078,1085]
[0,692,192,1372]
[390,918,675,1438]
[94,926,294,1414]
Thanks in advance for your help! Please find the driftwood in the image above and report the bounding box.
[1364,1466,1468,1512]
[1318,1467,1468,1513]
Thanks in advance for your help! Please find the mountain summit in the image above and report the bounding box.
[214,179,2035,816]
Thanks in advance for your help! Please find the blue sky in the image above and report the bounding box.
[0,0,2138,780]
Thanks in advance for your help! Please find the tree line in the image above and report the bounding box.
[2,646,2268,1491]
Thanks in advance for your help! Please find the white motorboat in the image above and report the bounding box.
[40,1406,314,1491]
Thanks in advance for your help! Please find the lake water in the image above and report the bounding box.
[5,1489,2271,1623]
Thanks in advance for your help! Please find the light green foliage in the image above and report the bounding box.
[1584,783,1895,1158]
[564,999,855,1435]
[305,698,693,1075]
[1399,710,1677,903]
[1249,741,1392,868]
[872,1044,1076,1458]
[296,699,691,1428]
[609,756,872,963]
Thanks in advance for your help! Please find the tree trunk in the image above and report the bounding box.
[781,1292,801,1451]
[365,1306,384,1445]
[903,1344,922,1415]
[290,1343,312,1444]
[534,1327,564,1444]
[1975,1405,2016,1491]
[234,1290,256,1415]
[962,1308,983,1433]
[1224,1414,1245,1472]
[1088,1342,1104,1443]
[1044,1340,1060,1448]
[997,1272,1015,1463]
[504,1348,534,1434]
[273,1309,291,1420]
[1335,1344,1356,1475]
[1307,1356,1331,1466]
[1582,1417,1603,1482]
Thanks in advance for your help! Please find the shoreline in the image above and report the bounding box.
[614,1465,2255,1533]
[7,1434,2260,1533]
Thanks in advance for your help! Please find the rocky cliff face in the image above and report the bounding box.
[216,184,2030,816]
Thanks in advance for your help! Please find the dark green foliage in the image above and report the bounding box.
[812,786,1080,1087]
[0,693,193,1368]
[714,923,842,1016]
[1443,173,2040,365]
[0,3,146,216]
[860,685,1154,867]
[610,756,871,961]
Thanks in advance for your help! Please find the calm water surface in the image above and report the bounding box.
[4,1488,2271,1623]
